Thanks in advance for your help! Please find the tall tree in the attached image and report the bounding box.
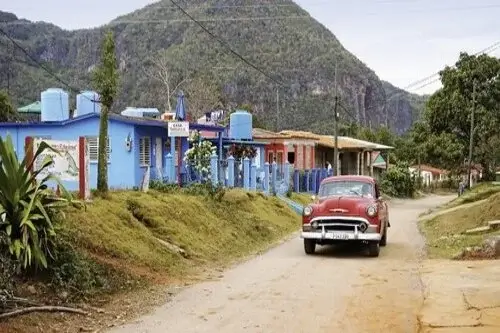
[92,31,119,194]
[0,90,18,122]
[144,48,187,113]
[425,52,500,173]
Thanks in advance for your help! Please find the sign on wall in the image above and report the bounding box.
[168,121,190,137]
[33,139,80,181]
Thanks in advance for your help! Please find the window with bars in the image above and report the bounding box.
[86,136,111,162]
[139,136,151,166]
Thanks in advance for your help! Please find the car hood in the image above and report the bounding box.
[314,196,374,216]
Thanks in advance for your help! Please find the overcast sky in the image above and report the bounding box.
[1,0,499,95]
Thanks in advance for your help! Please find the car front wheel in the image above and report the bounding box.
[367,241,380,257]
[380,224,387,247]
[304,239,316,255]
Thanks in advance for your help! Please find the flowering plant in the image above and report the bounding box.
[227,144,257,160]
[183,130,216,181]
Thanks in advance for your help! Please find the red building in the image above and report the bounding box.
[252,128,316,170]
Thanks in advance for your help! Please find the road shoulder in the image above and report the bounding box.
[418,260,500,333]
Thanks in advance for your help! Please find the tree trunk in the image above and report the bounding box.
[97,105,109,193]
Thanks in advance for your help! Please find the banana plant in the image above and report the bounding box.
[0,135,74,269]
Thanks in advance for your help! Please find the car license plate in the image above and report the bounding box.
[327,233,349,240]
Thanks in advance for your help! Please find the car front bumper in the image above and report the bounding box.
[301,216,382,241]
[301,230,381,241]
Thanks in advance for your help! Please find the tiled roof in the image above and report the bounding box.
[279,130,391,150]
[252,128,289,139]
[410,164,449,174]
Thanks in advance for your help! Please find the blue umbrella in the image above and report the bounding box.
[174,91,186,121]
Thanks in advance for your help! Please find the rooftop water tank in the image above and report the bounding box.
[229,110,253,140]
[76,90,101,116]
[41,88,69,122]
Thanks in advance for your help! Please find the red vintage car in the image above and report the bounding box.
[301,175,389,257]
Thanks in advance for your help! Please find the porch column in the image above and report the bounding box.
[337,153,341,176]
[294,144,298,168]
[369,151,374,177]
[311,144,315,169]
[356,152,360,175]
[360,151,365,175]
[386,151,390,170]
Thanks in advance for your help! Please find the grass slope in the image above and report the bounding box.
[63,189,301,282]
[420,190,500,259]
[0,189,302,332]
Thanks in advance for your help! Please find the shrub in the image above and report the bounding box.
[0,135,75,269]
[380,162,416,198]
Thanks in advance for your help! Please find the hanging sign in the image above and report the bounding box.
[168,121,190,137]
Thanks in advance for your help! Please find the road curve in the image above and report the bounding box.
[109,195,454,333]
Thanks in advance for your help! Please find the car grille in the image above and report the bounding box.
[315,219,365,232]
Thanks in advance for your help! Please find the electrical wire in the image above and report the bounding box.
[0,27,81,94]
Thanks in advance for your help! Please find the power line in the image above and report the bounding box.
[0,27,84,95]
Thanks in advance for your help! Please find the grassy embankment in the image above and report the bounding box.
[1,189,305,332]
[420,183,500,258]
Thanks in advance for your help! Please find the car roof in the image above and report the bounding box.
[320,175,376,184]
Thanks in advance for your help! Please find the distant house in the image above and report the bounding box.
[409,164,449,186]
[370,151,388,181]
[253,128,394,176]
[252,128,316,170]
[17,101,42,121]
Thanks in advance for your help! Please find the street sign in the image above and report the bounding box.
[168,121,189,137]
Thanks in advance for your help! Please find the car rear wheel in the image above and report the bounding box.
[367,241,380,257]
[304,239,316,255]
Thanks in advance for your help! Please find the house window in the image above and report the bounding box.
[86,136,111,162]
[288,152,295,164]
[139,136,151,166]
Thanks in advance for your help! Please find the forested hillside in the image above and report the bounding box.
[0,0,427,133]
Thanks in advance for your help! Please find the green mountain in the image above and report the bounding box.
[0,0,427,134]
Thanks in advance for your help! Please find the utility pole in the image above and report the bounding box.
[333,63,339,176]
[467,80,476,189]
[275,86,280,132]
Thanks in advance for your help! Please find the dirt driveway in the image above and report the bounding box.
[108,195,485,333]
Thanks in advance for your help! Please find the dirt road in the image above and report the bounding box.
[109,195,454,333]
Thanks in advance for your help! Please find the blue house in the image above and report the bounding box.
[0,88,225,191]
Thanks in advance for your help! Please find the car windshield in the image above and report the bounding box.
[318,180,373,198]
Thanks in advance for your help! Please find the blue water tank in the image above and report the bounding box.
[229,110,253,140]
[41,88,69,122]
[76,90,101,116]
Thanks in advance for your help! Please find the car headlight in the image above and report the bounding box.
[366,205,378,217]
[303,206,313,216]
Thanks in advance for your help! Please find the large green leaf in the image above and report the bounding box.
[0,134,80,269]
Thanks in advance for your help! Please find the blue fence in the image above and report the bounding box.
[150,152,332,194]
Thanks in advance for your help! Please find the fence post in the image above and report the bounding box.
[227,155,235,188]
[250,162,257,191]
[284,161,290,192]
[311,168,317,194]
[293,170,300,192]
[243,157,250,190]
[210,152,218,186]
[264,162,270,193]
[271,161,277,194]
[165,153,173,183]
